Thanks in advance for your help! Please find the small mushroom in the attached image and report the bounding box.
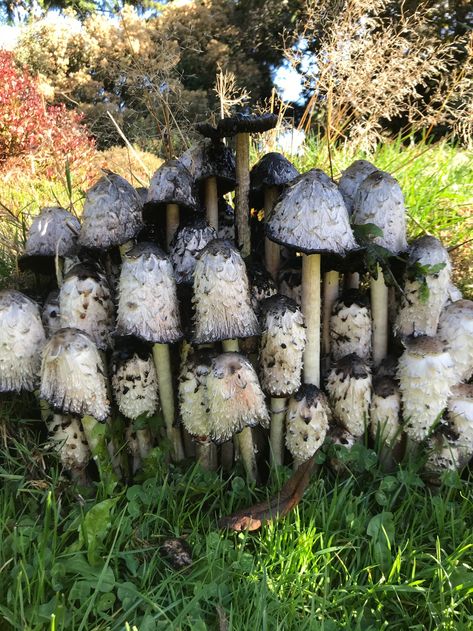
[424,427,463,476]
[447,384,473,463]
[169,216,217,285]
[247,263,278,316]
[338,160,378,215]
[437,299,473,384]
[330,290,372,361]
[0,290,46,392]
[47,414,91,482]
[42,290,61,338]
[326,424,357,475]
[370,375,402,470]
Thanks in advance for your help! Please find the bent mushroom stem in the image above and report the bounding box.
[269,396,286,467]
[166,203,180,249]
[302,253,321,387]
[371,264,389,367]
[322,270,339,359]
[152,343,185,462]
[222,337,258,482]
[204,177,219,231]
[235,133,251,258]
[264,186,280,281]
[81,415,119,491]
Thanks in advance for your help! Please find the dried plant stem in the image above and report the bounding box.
[235,133,251,258]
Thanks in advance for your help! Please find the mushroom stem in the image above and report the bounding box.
[269,396,286,467]
[235,132,251,258]
[81,415,119,491]
[264,186,280,281]
[222,337,258,482]
[152,343,184,461]
[322,270,339,358]
[204,177,219,231]
[302,253,321,387]
[345,272,360,289]
[371,264,389,367]
[55,256,64,288]
[196,440,218,470]
[166,203,180,249]
[220,440,234,471]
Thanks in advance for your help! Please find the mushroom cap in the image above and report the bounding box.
[111,337,159,421]
[247,263,278,315]
[338,160,378,215]
[330,290,372,361]
[143,159,198,223]
[178,348,216,441]
[0,289,46,392]
[19,207,81,273]
[59,262,115,351]
[40,327,110,421]
[278,256,302,306]
[79,171,144,250]
[326,424,357,474]
[206,352,269,443]
[179,139,236,195]
[250,152,299,209]
[285,384,330,462]
[447,384,473,460]
[266,169,357,255]
[352,170,408,254]
[169,216,217,285]
[192,239,259,344]
[116,242,182,344]
[47,415,91,471]
[425,430,463,473]
[196,113,278,139]
[42,290,61,338]
[259,294,306,397]
[370,376,401,446]
[437,299,473,384]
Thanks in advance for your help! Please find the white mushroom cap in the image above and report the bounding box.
[425,429,463,473]
[206,352,269,444]
[23,206,80,258]
[370,376,402,447]
[266,169,357,255]
[285,384,330,463]
[40,327,110,421]
[437,299,473,384]
[178,348,216,441]
[447,384,473,462]
[79,172,143,250]
[42,290,61,338]
[0,290,45,392]
[338,160,378,215]
[111,339,159,421]
[352,171,408,254]
[395,236,451,338]
[397,336,454,443]
[330,290,372,361]
[59,263,115,351]
[116,243,182,344]
[192,239,259,344]
[47,415,91,472]
[326,354,372,437]
[169,217,217,285]
[259,294,306,397]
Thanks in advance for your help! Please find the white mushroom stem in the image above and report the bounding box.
[205,177,219,231]
[235,132,251,258]
[222,337,258,482]
[55,255,64,288]
[152,343,184,462]
[371,264,389,367]
[269,396,286,467]
[166,203,180,249]
[322,270,339,358]
[345,272,360,289]
[220,441,234,471]
[302,253,321,387]
[264,186,280,281]
[196,441,218,471]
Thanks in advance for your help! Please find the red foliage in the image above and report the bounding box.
[0,51,95,177]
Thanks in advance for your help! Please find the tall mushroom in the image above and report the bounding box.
[116,242,184,460]
[266,169,357,388]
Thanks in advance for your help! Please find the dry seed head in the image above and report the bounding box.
[438,299,473,384]
[117,243,182,344]
[47,415,91,471]
[40,327,110,421]
[326,354,372,437]
[330,290,372,361]
[169,217,217,285]
[192,239,259,344]
[447,384,473,461]
[178,348,216,441]
[285,384,330,463]
[0,290,45,392]
[206,352,269,444]
[259,294,306,397]
[338,160,378,215]
[370,376,402,447]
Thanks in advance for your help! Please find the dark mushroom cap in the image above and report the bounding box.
[180,139,236,195]
[79,172,143,250]
[250,152,299,209]
[169,216,217,285]
[266,169,357,255]
[143,160,198,223]
[19,207,81,273]
[338,160,378,215]
[247,263,278,315]
[196,113,278,140]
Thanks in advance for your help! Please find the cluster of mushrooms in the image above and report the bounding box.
[1,112,472,489]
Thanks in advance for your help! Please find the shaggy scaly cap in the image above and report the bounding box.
[397,336,454,443]
[42,291,61,338]
[192,239,259,344]
[425,430,462,473]
[248,264,278,315]
[327,424,357,474]
[447,384,473,462]
[40,327,110,421]
[352,171,408,254]
[250,152,299,209]
[278,258,302,306]
[0,290,45,392]
[117,243,182,344]
[338,160,378,215]
[179,139,236,195]
[111,340,159,421]
[330,290,372,361]
[259,295,306,397]
[326,354,372,437]
[59,263,115,351]
[169,217,217,285]
[79,172,143,249]
[206,352,269,444]
[144,159,198,221]
[437,300,473,384]
[285,384,330,463]
[23,207,80,258]
[47,415,90,472]
[395,236,451,338]
[178,348,216,441]
[370,376,402,447]
[266,169,357,255]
